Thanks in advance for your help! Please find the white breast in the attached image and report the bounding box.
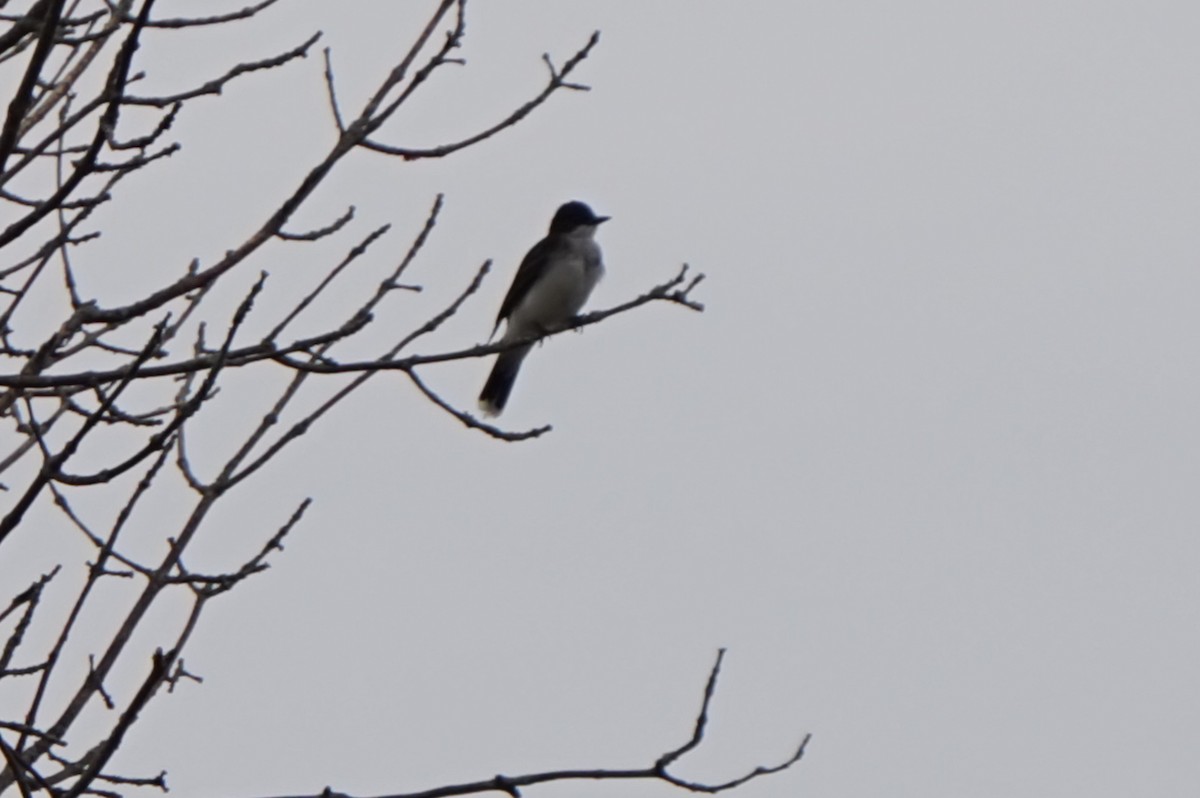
[505,232,603,339]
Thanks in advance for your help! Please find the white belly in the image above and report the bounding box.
[506,253,602,339]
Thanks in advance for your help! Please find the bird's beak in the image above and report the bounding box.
[594,216,611,225]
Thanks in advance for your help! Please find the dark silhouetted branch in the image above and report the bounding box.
[251,651,808,798]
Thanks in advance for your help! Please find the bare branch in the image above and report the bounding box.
[0,1,59,59]
[123,32,321,107]
[61,648,175,798]
[267,221,388,340]
[408,368,551,442]
[276,205,355,242]
[0,567,61,674]
[396,257,490,351]
[0,722,62,745]
[128,0,281,28]
[0,0,152,250]
[273,264,706,375]
[0,317,168,548]
[321,47,345,133]
[363,31,601,161]
[184,498,309,596]
[0,734,37,798]
[0,0,66,173]
[249,652,808,798]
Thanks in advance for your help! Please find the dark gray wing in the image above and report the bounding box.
[492,234,556,336]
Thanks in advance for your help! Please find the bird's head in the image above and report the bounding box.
[549,200,610,234]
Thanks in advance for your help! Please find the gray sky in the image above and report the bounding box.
[6,2,1200,797]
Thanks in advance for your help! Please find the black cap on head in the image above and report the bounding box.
[549,200,610,233]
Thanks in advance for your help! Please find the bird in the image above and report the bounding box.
[478,200,610,417]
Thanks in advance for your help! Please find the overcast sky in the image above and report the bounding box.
[6,2,1200,797]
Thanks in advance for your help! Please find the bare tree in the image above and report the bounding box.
[0,2,806,796]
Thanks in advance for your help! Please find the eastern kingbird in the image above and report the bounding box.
[478,200,609,417]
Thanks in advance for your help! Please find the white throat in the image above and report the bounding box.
[566,224,600,241]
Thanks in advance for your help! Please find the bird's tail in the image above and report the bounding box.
[478,344,531,417]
